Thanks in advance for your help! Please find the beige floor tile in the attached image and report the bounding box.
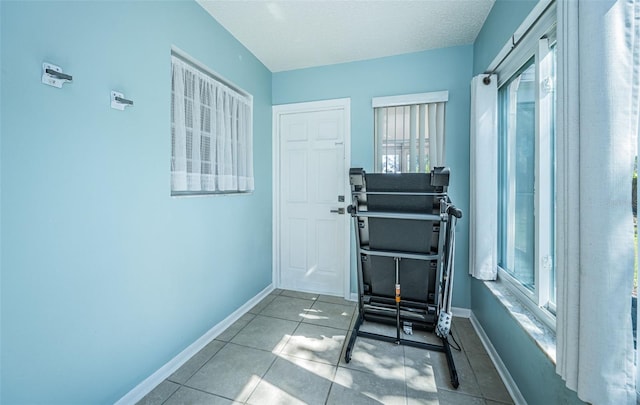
[328,366,406,405]
[436,389,487,405]
[340,336,406,382]
[216,313,255,342]
[467,351,514,404]
[406,391,440,405]
[405,345,482,397]
[280,323,347,365]
[248,294,277,315]
[230,315,297,352]
[259,295,315,321]
[280,289,319,301]
[168,340,226,384]
[247,355,335,405]
[136,380,180,405]
[164,386,238,405]
[453,318,488,355]
[317,294,357,306]
[404,347,439,394]
[184,343,275,402]
[303,300,356,330]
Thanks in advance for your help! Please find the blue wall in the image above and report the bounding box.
[0,1,272,404]
[471,1,584,404]
[473,0,539,75]
[273,45,474,308]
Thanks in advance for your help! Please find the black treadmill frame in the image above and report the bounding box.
[344,167,460,389]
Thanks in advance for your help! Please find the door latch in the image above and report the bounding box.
[330,208,345,214]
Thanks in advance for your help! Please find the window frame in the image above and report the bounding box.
[494,8,557,330]
[170,47,254,196]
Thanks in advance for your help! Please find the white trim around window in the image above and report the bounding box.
[494,3,557,331]
[372,91,448,108]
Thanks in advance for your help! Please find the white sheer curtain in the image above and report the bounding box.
[555,1,638,403]
[171,55,254,193]
[469,74,498,280]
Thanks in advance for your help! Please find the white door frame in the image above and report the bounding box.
[272,98,351,299]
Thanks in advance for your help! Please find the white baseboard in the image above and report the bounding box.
[114,284,275,405]
[469,312,527,405]
[452,306,471,318]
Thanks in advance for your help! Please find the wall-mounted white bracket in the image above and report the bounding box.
[42,63,72,88]
[111,91,134,110]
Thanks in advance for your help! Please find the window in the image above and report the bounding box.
[372,92,447,173]
[497,31,556,321]
[171,51,254,195]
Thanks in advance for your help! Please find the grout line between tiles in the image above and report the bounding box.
[163,341,232,403]
[183,384,240,404]
[324,381,334,405]
[157,381,180,405]
[243,349,280,405]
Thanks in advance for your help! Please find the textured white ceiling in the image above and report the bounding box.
[197,0,495,72]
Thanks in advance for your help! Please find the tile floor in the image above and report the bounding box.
[137,289,514,405]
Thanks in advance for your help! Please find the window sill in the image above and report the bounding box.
[171,191,253,197]
[483,279,557,364]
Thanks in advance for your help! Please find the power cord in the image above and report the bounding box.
[447,329,462,351]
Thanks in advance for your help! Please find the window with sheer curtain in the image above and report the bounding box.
[171,53,254,195]
[373,92,447,173]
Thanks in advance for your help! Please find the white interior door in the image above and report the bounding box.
[274,100,350,297]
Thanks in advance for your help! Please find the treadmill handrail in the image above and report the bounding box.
[358,247,439,261]
[351,191,448,197]
[351,211,441,221]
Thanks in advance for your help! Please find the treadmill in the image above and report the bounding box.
[344,167,462,389]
